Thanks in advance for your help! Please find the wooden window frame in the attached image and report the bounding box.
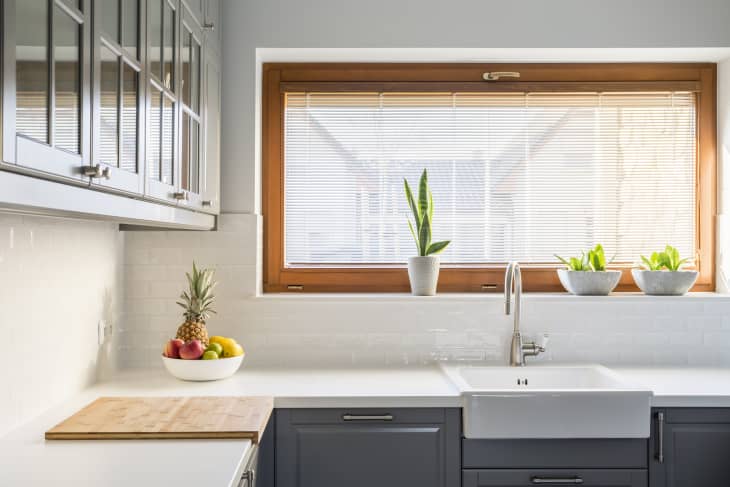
[263,63,717,293]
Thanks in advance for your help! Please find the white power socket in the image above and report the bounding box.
[98,320,112,346]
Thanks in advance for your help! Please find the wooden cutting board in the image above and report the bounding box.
[45,396,273,442]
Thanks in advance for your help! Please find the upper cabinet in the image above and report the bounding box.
[203,0,220,55]
[1,0,221,226]
[93,0,145,193]
[4,0,91,182]
[145,0,179,204]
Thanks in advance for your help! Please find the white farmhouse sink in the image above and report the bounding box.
[441,364,651,439]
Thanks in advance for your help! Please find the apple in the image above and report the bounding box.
[179,339,205,360]
[163,338,184,358]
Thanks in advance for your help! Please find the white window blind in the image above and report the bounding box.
[284,91,696,266]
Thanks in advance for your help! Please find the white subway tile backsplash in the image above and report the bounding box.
[0,214,123,436]
[118,213,730,368]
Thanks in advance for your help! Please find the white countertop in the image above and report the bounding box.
[2,364,730,487]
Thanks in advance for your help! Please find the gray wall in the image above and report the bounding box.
[221,0,730,213]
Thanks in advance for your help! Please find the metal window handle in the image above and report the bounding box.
[532,477,584,484]
[483,71,521,81]
[656,411,665,464]
[342,414,393,421]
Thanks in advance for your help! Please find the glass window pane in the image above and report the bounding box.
[122,0,138,58]
[181,111,189,190]
[149,0,161,80]
[100,47,119,167]
[161,96,174,185]
[162,2,174,90]
[101,0,120,42]
[16,0,49,143]
[284,91,697,265]
[182,29,191,107]
[191,38,200,113]
[147,88,161,180]
[121,63,138,173]
[190,118,199,193]
[54,6,81,153]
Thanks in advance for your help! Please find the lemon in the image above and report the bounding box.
[231,343,244,357]
[219,338,238,358]
[209,336,226,345]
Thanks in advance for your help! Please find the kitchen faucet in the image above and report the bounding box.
[504,262,547,366]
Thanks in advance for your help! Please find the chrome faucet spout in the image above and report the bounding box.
[504,261,544,366]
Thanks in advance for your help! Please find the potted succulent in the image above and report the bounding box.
[403,169,450,296]
[555,244,622,295]
[632,246,698,295]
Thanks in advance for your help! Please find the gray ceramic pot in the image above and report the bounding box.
[631,269,698,296]
[408,256,440,296]
[557,269,622,296]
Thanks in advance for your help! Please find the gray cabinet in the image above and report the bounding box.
[464,438,648,487]
[650,408,730,487]
[464,469,648,486]
[2,0,92,182]
[92,0,145,194]
[275,408,461,487]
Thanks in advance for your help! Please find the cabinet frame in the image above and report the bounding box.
[2,0,92,183]
[91,0,147,194]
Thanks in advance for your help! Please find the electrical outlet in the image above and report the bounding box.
[98,320,112,346]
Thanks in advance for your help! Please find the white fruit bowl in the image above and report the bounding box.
[162,355,244,381]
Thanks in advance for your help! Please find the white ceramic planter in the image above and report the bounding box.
[408,255,440,296]
[557,269,622,296]
[631,269,698,296]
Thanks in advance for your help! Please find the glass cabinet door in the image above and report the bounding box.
[178,3,204,208]
[146,0,179,203]
[7,0,90,181]
[92,0,144,193]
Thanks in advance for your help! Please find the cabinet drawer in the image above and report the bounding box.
[464,469,647,487]
[463,439,647,469]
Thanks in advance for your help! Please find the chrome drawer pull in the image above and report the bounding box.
[342,414,393,421]
[656,411,665,464]
[531,477,584,484]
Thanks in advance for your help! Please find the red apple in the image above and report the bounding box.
[163,338,185,358]
[179,339,205,360]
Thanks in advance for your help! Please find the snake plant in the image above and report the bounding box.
[404,169,450,257]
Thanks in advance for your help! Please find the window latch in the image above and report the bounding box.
[482,71,521,81]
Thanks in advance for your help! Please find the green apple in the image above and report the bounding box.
[202,350,219,360]
[206,343,223,355]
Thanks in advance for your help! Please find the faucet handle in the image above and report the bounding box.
[536,333,550,351]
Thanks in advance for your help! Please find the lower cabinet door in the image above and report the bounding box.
[463,469,648,487]
[275,408,460,487]
[650,408,730,487]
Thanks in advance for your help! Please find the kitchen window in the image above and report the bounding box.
[263,64,716,292]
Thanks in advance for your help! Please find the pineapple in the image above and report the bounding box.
[175,262,216,347]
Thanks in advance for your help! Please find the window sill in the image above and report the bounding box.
[253,291,729,302]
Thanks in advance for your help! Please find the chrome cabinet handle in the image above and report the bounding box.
[82,164,111,180]
[532,477,583,484]
[656,411,665,464]
[201,200,212,206]
[173,192,188,201]
[238,468,254,487]
[342,414,393,421]
[203,22,215,30]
